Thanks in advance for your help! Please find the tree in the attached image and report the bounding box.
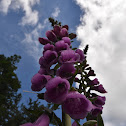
[0,54,22,125]
[0,54,57,126]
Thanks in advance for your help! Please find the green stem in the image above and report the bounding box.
[62,107,71,126]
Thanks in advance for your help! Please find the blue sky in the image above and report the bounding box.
[1,0,126,126]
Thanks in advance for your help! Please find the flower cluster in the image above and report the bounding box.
[22,20,107,126]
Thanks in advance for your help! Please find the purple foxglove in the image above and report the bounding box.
[43,50,58,64]
[91,105,103,117]
[46,30,57,42]
[62,91,93,119]
[39,50,58,68]
[43,43,55,54]
[62,25,69,30]
[59,49,80,64]
[53,25,61,37]
[44,77,70,104]
[39,56,48,68]
[72,121,79,126]
[92,84,107,93]
[62,37,71,46]
[56,64,76,79]
[94,96,106,107]
[20,123,33,126]
[75,49,85,62]
[38,37,50,45]
[88,78,99,86]
[31,73,51,91]
[38,67,47,75]
[33,114,50,126]
[20,114,50,126]
[55,40,69,53]
[59,28,68,38]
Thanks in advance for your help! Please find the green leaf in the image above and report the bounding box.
[84,45,89,55]
[54,63,60,70]
[72,48,77,50]
[83,120,97,126]
[88,97,97,102]
[69,33,77,39]
[97,114,104,126]
[37,93,44,100]
[53,113,63,126]
[51,104,60,110]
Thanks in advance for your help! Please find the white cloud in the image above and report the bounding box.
[51,7,60,18]
[0,0,12,14]
[22,19,49,61]
[22,23,44,61]
[75,0,126,125]
[0,0,40,26]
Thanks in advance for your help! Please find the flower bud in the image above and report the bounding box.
[31,73,51,91]
[62,37,71,46]
[75,49,85,62]
[59,28,68,38]
[39,37,51,45]
[92,84,107,93]
[53,25,61,37]
[46,30,57,42]
[43,43,55,54]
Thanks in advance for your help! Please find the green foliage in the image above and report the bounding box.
[83,120,97,126]
[0,54,22,126]
[97,114,104,126]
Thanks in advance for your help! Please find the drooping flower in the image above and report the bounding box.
[46,30,57,42]
[72,121,79,126]
[39,50,58,68]
[91,105,103,117]
[62,25,69,30]
[31,73,51,91]
[43,43,55,54]
[44,77,70,104]
[59,49,80,64]
[33,114,50,126]
[62,37,71,46]
[55,40,69,53]
[43,50,58,64]
[56,64,76,79]
[75,49,85,62]
[20,114,50,126]
[91,84,107,93]
[38,37,51,45]
[62,91,93,119]
[94,96,106,107]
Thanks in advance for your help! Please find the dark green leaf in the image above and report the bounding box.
[83,120,97,126]
[37,93,44,99]
[51,104,60,110]
[69,33,77,39]
[97,114,104,126]
[54,63,60,70]
[84,45,89,55]
[72,48,77,50]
